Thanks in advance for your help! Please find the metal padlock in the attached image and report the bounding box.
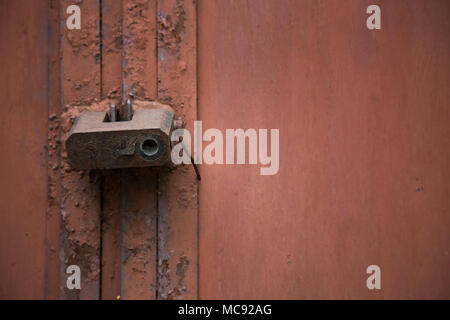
[66,100,174,170]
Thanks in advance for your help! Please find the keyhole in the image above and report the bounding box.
[140,138,159,157]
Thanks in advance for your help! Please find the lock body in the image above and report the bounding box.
[66,108,174,170]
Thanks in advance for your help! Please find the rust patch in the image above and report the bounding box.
[158,253,190,299]
[120,167,158,299]
[158,0,186,55]
[157,0,198,300]
[122,0,157,100]
[117,0,159,300]
[47,115,62,207]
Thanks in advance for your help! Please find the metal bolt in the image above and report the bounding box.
[109,103,117,122]
[126,99,132,121]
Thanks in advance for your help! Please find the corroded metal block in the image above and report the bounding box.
[66,108,174,169]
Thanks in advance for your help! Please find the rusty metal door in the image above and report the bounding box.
[0,0,449,300]
[1,0,198,300]
[198,0,450,299]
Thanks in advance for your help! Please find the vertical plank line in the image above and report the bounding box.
[98,0,103,300]
[100,0,124,299]
[45,0,62,299]
[99,0,103,99]
[195,0,199,300]
[156,0,161,296]
[98,174,104,300]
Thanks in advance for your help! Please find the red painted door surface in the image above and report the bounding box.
[198,0,450,299]
[0,0,449,299]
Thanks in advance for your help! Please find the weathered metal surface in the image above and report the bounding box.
[100,0,124,300]
[198,0,450,299]
[59,0,102,300]
[121,168,158,299]
[45,0,62,300]
[66,107,174,169]
[2,0,449,300]
[0,0,50,299]
[100,169,122,300]
[99,0,162,300]
[157,0,199,299]
[119,0,159,300]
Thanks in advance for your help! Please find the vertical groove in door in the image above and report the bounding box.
[45,0,62,300]
[100,0,124,300]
